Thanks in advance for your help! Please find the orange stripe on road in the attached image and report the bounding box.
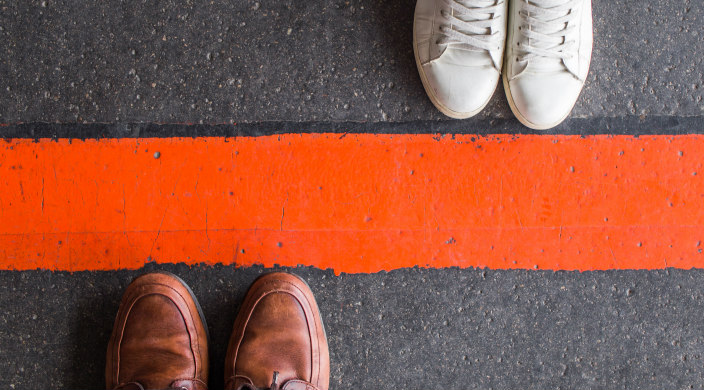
[1,134,704,273]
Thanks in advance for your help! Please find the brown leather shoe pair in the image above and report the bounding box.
[106,272,330,390]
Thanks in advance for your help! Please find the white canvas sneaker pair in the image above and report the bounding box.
[413,0,592,129]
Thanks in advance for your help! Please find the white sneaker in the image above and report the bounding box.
[414,0,507,119]
[503,0,593,129]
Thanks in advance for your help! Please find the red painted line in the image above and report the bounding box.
[1,134,703,273]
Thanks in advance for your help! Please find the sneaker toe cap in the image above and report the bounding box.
[508,72,584,130]
[422,60,499,118]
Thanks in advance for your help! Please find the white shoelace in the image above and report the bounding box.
[436,0,505,52]
[517,0,581,62]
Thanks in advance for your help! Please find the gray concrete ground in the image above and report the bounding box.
[2,1,704,389]
[1,0,703,125]
[2,265,704,390]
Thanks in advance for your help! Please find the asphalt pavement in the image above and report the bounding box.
[1,0,704,389]
[0,0,702,128]
[3,265,704,390]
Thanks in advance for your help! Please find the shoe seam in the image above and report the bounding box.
[233,279,321,386]
[114,283,203,386]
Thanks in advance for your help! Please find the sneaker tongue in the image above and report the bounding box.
[445,45,495,68]
[530,57,565,72]
[525,0,571,71]
[453,0,494,35]
[454,0,494,23]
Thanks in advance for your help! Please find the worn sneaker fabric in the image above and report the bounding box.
[503,0,593,129]
[414,0,507,118]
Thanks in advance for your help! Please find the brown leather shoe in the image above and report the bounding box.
[106,272,209,390]
[225,272,330,390]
